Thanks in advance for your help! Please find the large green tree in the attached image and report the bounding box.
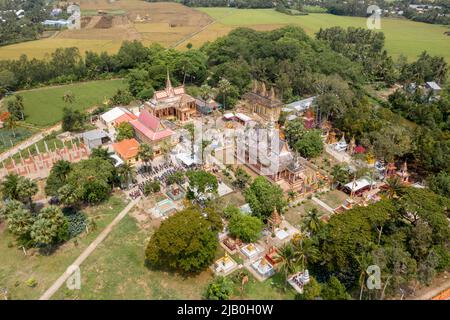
[244,177,286,220]
[228,213,263,243]
[31,206,68,246]
[145,208,218,273]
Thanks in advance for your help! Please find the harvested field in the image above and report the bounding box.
[0,1,212,59]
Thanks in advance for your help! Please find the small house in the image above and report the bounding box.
[82,129,110,149]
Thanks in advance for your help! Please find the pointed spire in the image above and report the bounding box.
[166,68,172,90]
[269,86,275,100]
[252,79,258,93]
[260,82,267,97]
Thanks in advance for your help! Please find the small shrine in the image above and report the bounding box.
[385,162,397,177]
[214,252,238,276]
[222,237,242,253]
[264,246,279,266]
[241,243,261,260]
[347,136,356,155]
[397,161,410,183]
[303,109,315,129]
[166,184,185,201]
[326,131,337,144]
[251,258,275,278]
[288,270,311,294]
[334,133,348,152]
[267,208,282,233]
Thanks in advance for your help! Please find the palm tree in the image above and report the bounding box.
[293,239,318,272]
[275,244,300,288]
[52,160,71,181]
[14,95,25,120]
[90,147,113,163]
[5,116,17,138]
[62,91,75,105]
[201,139,211,168]
[160,140,172,162]
[330,164,349,189]
[385,176,403,199]
[356,252,372,300]
[199,84,212,101]
[137,144,154,172]
[218,78,232,110]
[183,123,195,159]
[117,163,136,189]
[304,208,321,235]
[287,190,296,202]
[0,173,20,200]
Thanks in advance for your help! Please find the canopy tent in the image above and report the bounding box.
[176,153,199,166]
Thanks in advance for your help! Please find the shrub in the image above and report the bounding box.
[205,276,234,300]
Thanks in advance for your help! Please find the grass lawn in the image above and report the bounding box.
[2,79,127,127]
[53,211,296,300]
[316,189,348,210]
[191,8,450,62]
[284,199,328,227]
[0,194,128,300]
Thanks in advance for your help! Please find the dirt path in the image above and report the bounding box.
[411,272,450,300]
[39,197,140,300]
[312,197,335,213]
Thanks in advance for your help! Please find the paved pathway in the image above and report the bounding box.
[312,196,335,213]
[39,197,140,300]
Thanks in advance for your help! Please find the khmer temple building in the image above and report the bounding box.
[143,71,197,122]
[235,121,318,193]
[242,80,283,122]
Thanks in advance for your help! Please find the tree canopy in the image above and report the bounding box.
[145,207,218,273]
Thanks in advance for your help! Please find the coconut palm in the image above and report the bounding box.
[217,78,232,110]
[330,164,349,189]
[304,208,322,235]
[0,173,20,200]
[385,176,403,199]
[62,91,75,105]
[160,140,172,162]
[275,244,300,288]
[117,163,136,189]
[52,160,72,181]
[199,84,212,101]
[137,144,154,172]
[356,252,372,300]
[5,116,17,138]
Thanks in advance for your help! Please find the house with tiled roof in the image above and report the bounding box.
[130,109,174,153]
[101,107,137,129]
[143,71,197,122]
[112,138,140,164]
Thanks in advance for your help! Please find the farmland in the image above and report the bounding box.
[2,79,127,127]
[182,8,450,62]
[0,1,212,60]
[0,3,448,62]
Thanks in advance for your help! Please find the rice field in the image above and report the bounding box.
[0,6,448,62]
[182,8,450,62]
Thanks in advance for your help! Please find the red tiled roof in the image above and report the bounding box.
[130,110,174,142]
[113,138,140,160]
[115,113,137,125]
